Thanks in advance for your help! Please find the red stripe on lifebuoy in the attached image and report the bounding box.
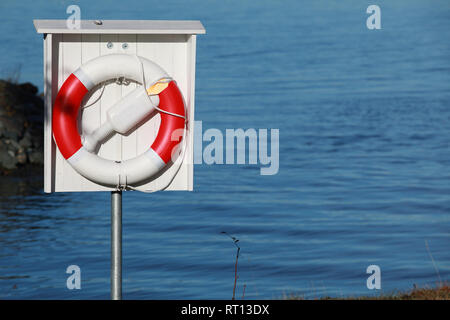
[52,73,87,159]
[151,81,186,163]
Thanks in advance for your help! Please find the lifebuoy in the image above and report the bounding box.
[52,54,186,187]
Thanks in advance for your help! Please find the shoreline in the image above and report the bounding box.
[285,283,449,300]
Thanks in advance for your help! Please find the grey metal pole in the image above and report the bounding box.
[111,190,122,300]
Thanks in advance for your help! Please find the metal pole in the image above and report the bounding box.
[111,190,122,300]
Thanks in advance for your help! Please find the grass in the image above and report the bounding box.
[285,282,450,300]
[221,231,241,300]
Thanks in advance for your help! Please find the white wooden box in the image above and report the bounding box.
[34,20,205,193]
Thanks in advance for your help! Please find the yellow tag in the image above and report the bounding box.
[147,79,170,95]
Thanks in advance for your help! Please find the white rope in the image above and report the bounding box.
[82,83,106,109]
[82,77,130,109]
[153,103,186,119]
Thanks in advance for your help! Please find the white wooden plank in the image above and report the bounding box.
[80,34,105,191]
[99,34,121,164]
[59,34,83,191]
[118,34,138,161]
[54,34,65,191]
[136,35,167,191]
[136,35,162,156]
[80,34,101,136]
[136,34,191,191]
[34,20,206,35]
[186,35,197,190]
[50,34,61,192]
[43,33,53,193]
[167,35,190,190]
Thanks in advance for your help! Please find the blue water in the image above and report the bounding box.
[0,0,449,299]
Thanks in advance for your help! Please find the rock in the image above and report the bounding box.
[0,116,23,140]
[0,79,44,172]
[28,151,43,165]
[4,139,21,157]
[0,80,43,112]
[0,141,18,170]
[17,148,27,164]
[19,131,33,148]
[18,82,38,95]
[29,127,43,149]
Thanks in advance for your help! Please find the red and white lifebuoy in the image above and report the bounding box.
[52,54,186,187]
